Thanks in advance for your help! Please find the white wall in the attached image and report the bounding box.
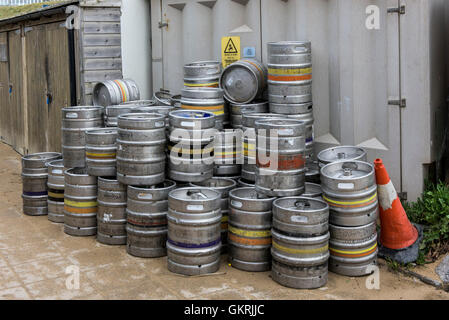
[121,0,152,99]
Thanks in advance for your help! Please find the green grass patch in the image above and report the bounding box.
[404,181,449,265]
[0,1,66,20]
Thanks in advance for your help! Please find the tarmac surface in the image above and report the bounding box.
[1,141,448,300]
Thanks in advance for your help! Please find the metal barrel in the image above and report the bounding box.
[303,182,323,198]
[47,159,65,223]
[126,181,176,258]
[271,259,328,290]
[93,79,140,107]
[213,130,243,177]
[64,168,98,237]
[170,94,182,108]
[116,113,167,186]
[321,160,379,227]
[267,41,312,104]
[230,100,268,129]
[153,91,173,106]
[167,187,222,275]
[120,100,156,107]
[97,177,127,245]
[105,105,136,127]
[137,105,175,130]
[228,187,276,272]
[288,111,314,158]
[237,178,255,188]
[305,159,320,184]
[62,106,104,168]
[184,61,222,88]
[270,101,313,115]
[180,87,225,130]
[21,152,62,216]
[329,222,378,276]
[168,110,216,183]
[219,59,267,104]
[85,128,118,177]
[190,178,237,253]
[241,113,286,182]
[255,119,306,197]
[317,146,367,168]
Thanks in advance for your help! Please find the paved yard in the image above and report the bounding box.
[0,142,448,300]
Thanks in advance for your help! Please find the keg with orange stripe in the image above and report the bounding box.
[228,187,276,272]
[321,160,378,227]
[47,159,65,223]
[184,61,222,88]
[220,59,267,104]
[191,178,237,253]
[64,168,98,237]
[85,128,118,177]
[180,87,225,130]
[126,181,176,258]
[267,41,312,105]
[93,79,140,107]
[255,119,306,197]
[329,222,378,276]
[97,178,127,246]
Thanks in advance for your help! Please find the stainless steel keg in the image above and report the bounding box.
[47,159,65,223]
[85,128,118,177]
[184,61,222,88]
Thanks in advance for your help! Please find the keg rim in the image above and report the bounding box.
[118,112,166,121]
[320,160,374,181]
[229,187,276,202]
[190,177,237,190]
[267,40,311,47]
[230,100,269,108]
[329,220,377,232]
[304,182,322,195]
[62,106,104,112]
[317,145,367,164]
[127,180,176,192]
[98,176,120,183]
[168,187,221,202]
[46,159,64,168]
[272,228,330,244]
[153,91,173,106]
[254,118,305,129]
[184,60,222,68]
[273,196,328,213]
[22,152,61,162]
[169,109,215,119]
[64,167,90,177]
[181,87,224,94]
[85,128,118,135]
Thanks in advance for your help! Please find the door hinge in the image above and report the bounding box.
[158,21,169,29]
[388,98,406,108]
[387,5,405,14]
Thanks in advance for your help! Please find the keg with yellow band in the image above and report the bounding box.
[268,67,312,82]
[329,242,378,259]
[323,193,378,209]
[64,198,98,214]
[181,104,225,116]
[228,225,271,246]
[272,240,329,255]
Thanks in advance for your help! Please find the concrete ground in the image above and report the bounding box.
[1,142,448,300]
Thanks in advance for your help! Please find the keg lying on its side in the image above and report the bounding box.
[116,113,167,186]
[85,128,118,177]
[62,106,103,168]
[64,168,98,237]
[255,119,306,197]
[329,222,378,277]
[126,181,176,258]
[190,178,237,253]
[47,159,65,223]
[228,187,276,272]
[97,177,127,245]
[167,187,222,275]
[22,152,62,216]
[184,61,222,88]
[93,79,140,107]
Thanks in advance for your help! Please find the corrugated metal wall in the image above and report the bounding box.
[149,0,449,201]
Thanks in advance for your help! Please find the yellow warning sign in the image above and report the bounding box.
[222,36,241,68]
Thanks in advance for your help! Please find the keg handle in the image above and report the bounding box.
[342,161,358,176]
[187,190,208,199]
[295,200,311,209]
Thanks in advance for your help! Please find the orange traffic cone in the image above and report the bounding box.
[374,159,418,249]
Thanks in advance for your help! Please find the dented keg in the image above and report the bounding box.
[180,87,225,129]
[321,161,378,227]
[167,187,222,275]
[267,41,312,104]
[214,130,242,177]
[64,168,98,237]
[191,178,237,253]
[329,222,378,276]
[22,152,62,216]
[126,181,176,258]
[117,113,166,186]
[168,110,216,183]
[255,119,306,197]
[241,113,285,182]
[230,100,268,129]
[97,177,127,245]
[317,146,367,168]
[184,61,222,88]
[93,79,140,107]
[47,159,65,223]
[62,106,103,168]
[220,59,267,104]
[228,187,276,272]
[85,128,118,177]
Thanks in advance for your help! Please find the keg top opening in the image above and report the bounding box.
[317,146,367,164]
[321,160,374,180]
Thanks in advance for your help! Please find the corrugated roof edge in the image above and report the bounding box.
[0,0,79,27]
